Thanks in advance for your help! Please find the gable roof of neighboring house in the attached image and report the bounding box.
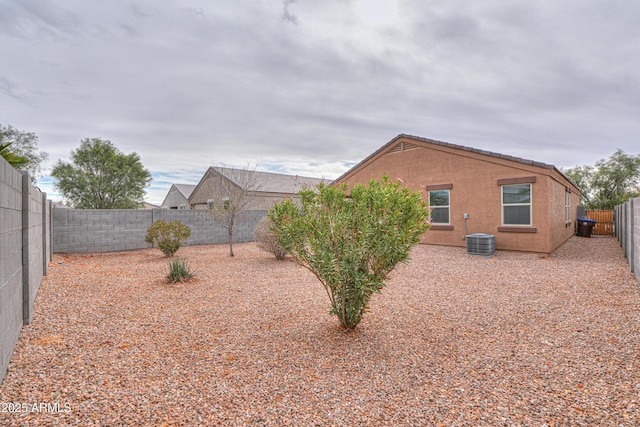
[194,166,326,197]
[141,202,161,209]
[173,184,197,199]
[335,133,579,190]
[161,183,197,207]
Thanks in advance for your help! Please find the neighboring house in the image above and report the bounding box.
[141,202,161,209]
[335,134,581,255]
[161,184,197,209]
[189,166,326,210]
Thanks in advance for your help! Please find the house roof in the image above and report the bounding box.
[335,134,578,189]
[173,183,197,199]
[160,183,197,207]
[208,166,326,194]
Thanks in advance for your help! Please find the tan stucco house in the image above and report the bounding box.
[161,184,197,209]
[335,134,581,254]
[189,166,326,211]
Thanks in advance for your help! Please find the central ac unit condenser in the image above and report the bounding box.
[466,233,496,257]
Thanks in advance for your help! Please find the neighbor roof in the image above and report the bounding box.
[209,166,326,194]
[173,183,197,199]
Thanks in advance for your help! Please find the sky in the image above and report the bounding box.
[2,0,639,205]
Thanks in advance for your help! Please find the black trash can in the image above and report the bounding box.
[576,218,597,237]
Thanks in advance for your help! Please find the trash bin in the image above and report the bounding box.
[576,218,597,237]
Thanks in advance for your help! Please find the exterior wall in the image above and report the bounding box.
[338,137,579,254]
[189,169,233,207]
[193,192,299,211]
[1,159,51,384]
[162,186,190,209]
[52,208,267,254]
[546,173,581,253]
[190,169,302,211]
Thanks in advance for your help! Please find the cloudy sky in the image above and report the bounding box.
[2,0,639,204]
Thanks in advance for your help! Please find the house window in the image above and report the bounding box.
[429,189,450,224]
[179,204,187,210]
[565,191,571,222]
[223,199,230,210]
[502,184,531,225]
[207,199,214,209]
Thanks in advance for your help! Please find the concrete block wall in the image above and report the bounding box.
[1,160,51,384]
[22,175,46,325]
[0,161,24,385]
[616,197,639,284]
[632,198,638,283]
[53,209,154,253]
[53,208,268,254]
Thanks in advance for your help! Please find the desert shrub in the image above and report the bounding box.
[145,220,191,257]
[254,216,287,260]
[269,176,430,330]
[166,257,195,283]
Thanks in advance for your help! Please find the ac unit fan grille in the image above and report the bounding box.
[466,233,496,257]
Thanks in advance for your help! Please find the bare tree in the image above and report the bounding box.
[207,165,262,257]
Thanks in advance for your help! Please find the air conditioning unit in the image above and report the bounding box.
[466,233,496,257]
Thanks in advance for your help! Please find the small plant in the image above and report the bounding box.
[166,257,195,283]
[145,220,191,257]
[254,216,287,260]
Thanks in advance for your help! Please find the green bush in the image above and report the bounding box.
[145,220,191,257]
[254,216,287,260]
[269,176,430,330]
[166,257,195,283]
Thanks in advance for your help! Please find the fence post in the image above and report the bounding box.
[41,192,48,276]
[630,198,635,273]
[615,205,620,243]
[21,172,32,325]
[624,203,629,252]
[151,208,165,224]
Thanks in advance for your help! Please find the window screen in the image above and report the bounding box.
[502,184,531,225]
[429,190,450,224]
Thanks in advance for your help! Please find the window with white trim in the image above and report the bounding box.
[565,191,571,222]
[428,189,450,224]
[502,184,531,225]
[207,199,214,209]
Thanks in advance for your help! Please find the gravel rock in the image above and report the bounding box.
[1,237,639,426]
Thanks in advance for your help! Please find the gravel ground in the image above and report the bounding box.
[1,236,639,426]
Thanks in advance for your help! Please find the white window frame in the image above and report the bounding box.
[501,184,532,226]
[207,199,214,210]
[565,191,571,222]
[428,189,450,224]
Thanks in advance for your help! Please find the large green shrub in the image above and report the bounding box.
[254,216,287,260]
[269,176,430,330]
[145,220,191,257]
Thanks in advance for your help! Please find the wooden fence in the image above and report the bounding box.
[586,210,615,236]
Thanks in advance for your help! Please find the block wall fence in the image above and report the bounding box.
[52,208,267,254]
[1,158,52,384]
[615,197,639,284]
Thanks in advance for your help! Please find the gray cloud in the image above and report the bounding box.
[1,0,639,203]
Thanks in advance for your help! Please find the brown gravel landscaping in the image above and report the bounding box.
[1,236,639,426]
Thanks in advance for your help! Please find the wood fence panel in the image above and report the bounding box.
[586,210,615,236]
